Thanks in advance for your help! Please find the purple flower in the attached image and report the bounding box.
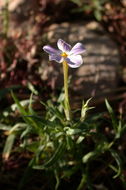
[43,39,86,68]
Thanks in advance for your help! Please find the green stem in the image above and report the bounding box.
[62,61,71,121]
[77,174,87,190]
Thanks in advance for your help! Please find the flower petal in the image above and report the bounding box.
[66,55,83,68]
[57,39,71,53]
[69,43,86,55]
[43,45,60,55]
[49,54,63,63]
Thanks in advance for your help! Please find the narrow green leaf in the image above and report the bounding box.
[77,174,87,190]
[27,82,38,95]
[11,91,39,130]
[2,133,15,160]
[81,98,94,122]
[82,142,110,163]
[34,142,66,169]
[105,99,118,132]
[41,100,64,121]
[110,149,122,178]
[82,151,96,163]
[115,120,122,139]
[11,91,28,115]
[0,123,11,130]
[20,126,32,139]
[25,115,61,128]
[9,123,28,134]
[54,169,60,190]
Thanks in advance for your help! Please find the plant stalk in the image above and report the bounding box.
[62,61,71,121]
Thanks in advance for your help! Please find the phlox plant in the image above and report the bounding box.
[1,39,126,190]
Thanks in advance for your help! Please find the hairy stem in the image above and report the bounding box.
[62,61,71,121]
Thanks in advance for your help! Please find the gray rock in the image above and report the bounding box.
[41,21,120,99]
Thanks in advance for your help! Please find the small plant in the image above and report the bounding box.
[43,39,86,120]
[1,39,126,190]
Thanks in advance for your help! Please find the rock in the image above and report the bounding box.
[122,0,126,7]
[41,21,120,99]
[0,0,38,12]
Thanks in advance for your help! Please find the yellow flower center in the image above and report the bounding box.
[61,52,68,58]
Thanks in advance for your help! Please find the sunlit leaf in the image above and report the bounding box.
[2,133,15,160]
[110,149,122,178]
[105,99,118,132]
